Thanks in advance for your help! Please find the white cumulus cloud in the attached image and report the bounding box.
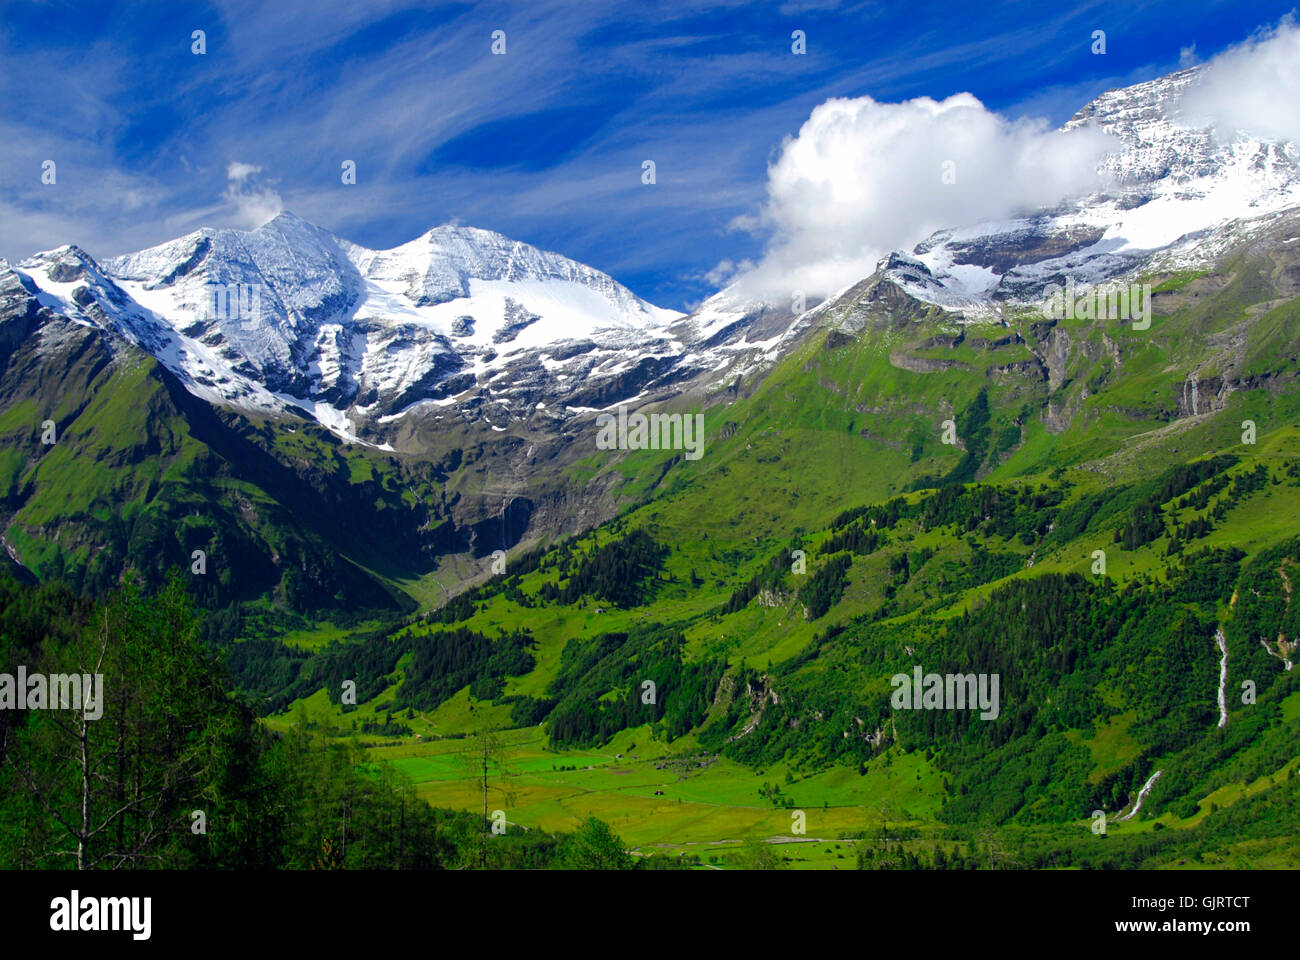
[731,91,1117,301]
[1179,15,1300,146]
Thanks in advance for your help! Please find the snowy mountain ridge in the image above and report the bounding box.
[889,66,1300,314]
[6,214,712,446]
[697,65,1300,336]
[6,65,1300,446]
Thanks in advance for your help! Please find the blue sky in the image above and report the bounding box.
[1,0,1293,310]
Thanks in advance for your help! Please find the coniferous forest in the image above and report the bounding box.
[0,572,659,871]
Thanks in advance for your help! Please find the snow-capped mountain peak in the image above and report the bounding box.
[12,213,700,446]
[880,66,1300,314]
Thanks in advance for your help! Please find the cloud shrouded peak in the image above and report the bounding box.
[1179,15,1300,145]
[727,91,1117,302]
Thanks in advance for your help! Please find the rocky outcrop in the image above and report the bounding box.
[888,352,971,374]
